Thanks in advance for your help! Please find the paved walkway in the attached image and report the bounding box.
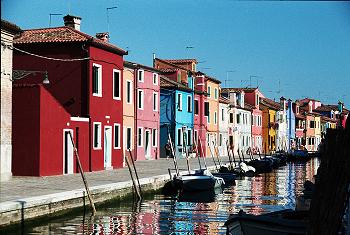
[0,156,234,203]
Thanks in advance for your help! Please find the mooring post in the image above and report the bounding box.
[125,150,142,200]
[68,132,96,215]
[128,149,142,199]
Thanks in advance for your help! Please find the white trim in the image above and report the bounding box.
[152,128,157,147]
[63,129,74,175]
[214,88,218,100]
[138,127,143,147]
[113,123,121,149]
[126,80,133,104]
[104,125,112,168]
[214,111,217,125]
[105,116,110,119]
[138,69,144,82]
[177,93,182,111]
[153,92,158,111]
[153,73,158,85]
[187,95,192,112]
[92,63,102,97]
[70,117,89,122]
[93,122,102,150]
[125,126,133,150]
[138,89,144,110]
[112,69,121,100]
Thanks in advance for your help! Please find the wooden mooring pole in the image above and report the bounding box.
[68,132,96,215]
[125,149,142,200]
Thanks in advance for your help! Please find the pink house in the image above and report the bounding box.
[242,88,264,152]
[128,62,160,160]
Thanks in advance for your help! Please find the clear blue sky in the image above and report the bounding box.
[2,0,350,106]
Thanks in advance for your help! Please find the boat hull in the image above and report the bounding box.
[174,175,224,191]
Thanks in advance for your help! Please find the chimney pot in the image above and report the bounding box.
[63,15,81,31]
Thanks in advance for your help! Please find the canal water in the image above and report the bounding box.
[9,158,320,235]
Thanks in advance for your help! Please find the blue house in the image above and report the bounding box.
[286,99,296,151]
[160,76,194,159]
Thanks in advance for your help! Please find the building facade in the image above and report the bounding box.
[12,15,127,176]
[0,20,22,181]
[260,98,279,154]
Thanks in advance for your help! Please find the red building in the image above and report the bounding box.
[12,15,127,176]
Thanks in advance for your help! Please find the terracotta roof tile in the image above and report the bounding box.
[163,59,197,64]
[158,68,180,73]
[219,96,230,104]
[260,97,280,110]
[1,19,22,34]
[14,26,127,55]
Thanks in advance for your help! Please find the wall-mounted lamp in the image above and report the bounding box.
[12,70,50,84]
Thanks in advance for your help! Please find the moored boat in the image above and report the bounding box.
[173,174,224,191]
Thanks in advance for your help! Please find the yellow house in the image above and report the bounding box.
[205,75,221,157]
[123,62,136,165]
[260,98,279,154]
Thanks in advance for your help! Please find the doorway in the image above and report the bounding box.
[63,129,74,174]
[104,126,112,168]
[145,130,151,159]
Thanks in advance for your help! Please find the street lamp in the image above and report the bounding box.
[12,70,50,84]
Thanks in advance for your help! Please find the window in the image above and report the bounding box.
[207,86,211,97]
[187,95,192,112]
[310,120,315,128]
[177,128,182,146]
[177,93,182,111]
[204,102,209,116]
[152,129,157,147]
[93,122,102,149]
[126,127,132,150]
[252,115,255,126]
[214,111,217,125]
[194,100,199,115]
[256,94,259,106]
[138,128,143,147]
[92,64,102,97]
[138,69,144,82]
[229,113,233,123]
[186,129,191,146]
[221,108,225,121]
[114,123,120,149]
[237,114,241,124]
[219,134,223,146]
[126,80,132,104]
[153,73,158,85]
[113,69,121,99]
[153,92,158,111]
[194,130,198,144]
[138,89,144,109]
[214,88,218,99]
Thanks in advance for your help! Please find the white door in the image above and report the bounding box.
[104,126,112,168]
[145,130,151,159]
[63,129,74,174]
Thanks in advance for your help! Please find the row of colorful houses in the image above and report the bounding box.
[1,16,348,179]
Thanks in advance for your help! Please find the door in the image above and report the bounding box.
[63,129,74,174]
[145,130,151,159]
[104,126,112,168]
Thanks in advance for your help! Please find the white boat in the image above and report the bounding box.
[174,170,225,191]
[225,209,307,235]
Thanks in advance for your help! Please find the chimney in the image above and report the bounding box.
[280,96,286,110]
[229,92,236,106]
[96,32,109,42]
[338,101,343,113]
[309,101,313,113]
[63,15,81,31]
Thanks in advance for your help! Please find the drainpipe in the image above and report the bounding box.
[134,65,138,161]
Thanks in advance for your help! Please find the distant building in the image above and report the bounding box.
[260,97,279,154]
[218,96,230,157]
[286,99,296,151]
[0,19,22,181]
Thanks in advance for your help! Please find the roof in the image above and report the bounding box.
[202,73,221,84]
[124,60,162,73]
[13,26,127,55]
[221,88,244,93]
[299,97,321,105]
[158,68,180,73]
[160,76,192,92]
[219,96,230,104]
[260,97,280,110]
[155,58,190,72]
[244,102,254,111]
[162,59,197,64]
[1,19,22,34]
[295,113,306,119]
[321,116,337,123]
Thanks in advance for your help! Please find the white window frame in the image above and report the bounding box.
[92,63,102,97]
[125,126,132,150]
[126,80,133,104]
[214,88,218,99]
[221,108,225,122]
[138,127,143,147]
[152,129,157,147]
[177,128,183,146]
[187,95,192,112]
[214,111,217,125]
[114,123,121,149]
[138,89,144,110]
[207,86,211,97]
[153,73,158,85]
[138,69,144,82]
[112,69,121,100]
[187,129,192,146]
[93,122,102,149]
[153,92,158,111]
[177,93,182,111]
